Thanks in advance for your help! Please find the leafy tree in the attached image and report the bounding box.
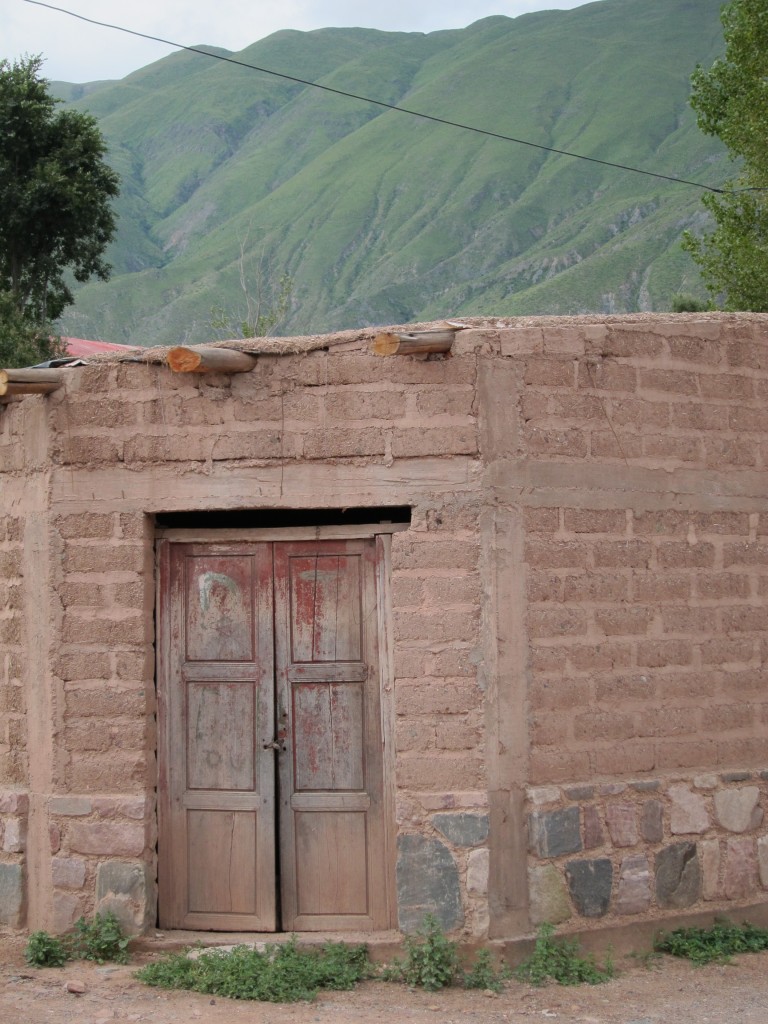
[0,55,119,365]
[0,292,65,367]
[682,0,768,310]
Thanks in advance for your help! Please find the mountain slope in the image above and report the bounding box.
[55,0,729,345]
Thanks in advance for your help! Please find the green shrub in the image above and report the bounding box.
[25,931,70,968]
[654,919,768,965]
[71,911,131,964]
[515,923,614,986]
[382,914,459,991]
[462,947,511,993]
[25,912,130,967]
[136,938,372,1003]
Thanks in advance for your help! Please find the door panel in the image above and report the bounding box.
[158,542,276,931]
[185,555,255,662]
[158,537,390,932]
[288,554,362,663]
[292,682,365,791]
[186,682,255,791]
[295,812,369,915]
[275,540,389,931]
[187,810,257,914]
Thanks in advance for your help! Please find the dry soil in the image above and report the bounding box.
[2,933,768,1024]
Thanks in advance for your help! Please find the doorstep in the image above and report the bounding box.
[130,929,404,962]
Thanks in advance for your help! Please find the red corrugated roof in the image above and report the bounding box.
[63,337,135,357]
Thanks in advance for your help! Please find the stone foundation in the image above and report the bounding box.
[527,771,768,928]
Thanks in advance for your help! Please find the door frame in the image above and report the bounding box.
[155,523,402,932]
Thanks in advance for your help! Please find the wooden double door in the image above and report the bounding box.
[157,537,391,931]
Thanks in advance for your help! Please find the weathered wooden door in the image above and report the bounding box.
[157,543,277,930]
[274,540,388,931]
[157,537,389,931]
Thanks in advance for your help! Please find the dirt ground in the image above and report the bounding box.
[2,933,768,1024]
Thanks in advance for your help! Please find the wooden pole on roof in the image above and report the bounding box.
[371,329,456,356]
[0,368,64,397]
[167,346,258,374]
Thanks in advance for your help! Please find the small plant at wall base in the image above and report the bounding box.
[654,920,768,965]
[382,914,460,991]
[24,912,130,968]
[381,915,510,993]
[514,923,614,986]
[71,911,131,964]
[463,948,512,993]
[25,931,70,968]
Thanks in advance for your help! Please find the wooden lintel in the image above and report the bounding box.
[167,346,258,374]
[371,330,455,357]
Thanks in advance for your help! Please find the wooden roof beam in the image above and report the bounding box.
[371,329,456,356]
[167,346,258,374]
[0,368,64,397]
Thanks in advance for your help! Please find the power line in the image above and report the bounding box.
[19,0,764,196]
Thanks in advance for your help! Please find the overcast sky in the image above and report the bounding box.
[5,0,592,83]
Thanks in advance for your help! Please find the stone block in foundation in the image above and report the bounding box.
[565,858,612,917]
[724,837,759,899]
[700,839,721,900]
[669,785,709,835]
[52,856,87,889]
[606,803,638,846]
[0,863,24,927]
[433,813,489,847]
[656,842,700,908]
[96,860,151,933]
[641,800,663,843]
[528,864,571,926]
[467,848,489,895]
[529,807,582,858]
[714,787,762,834]
[616,855,651,915]
[396,835,463,932]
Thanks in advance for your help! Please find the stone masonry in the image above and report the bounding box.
[1,312,767,944]
[527,773,768,925]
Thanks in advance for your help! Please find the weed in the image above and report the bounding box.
[382,914,459,991]
[463,948,511,993]
[628,948,663,970]
[136,937,372,1002]
[654,919,768,965]
[25,931,70,968]
[514,923,614,986]
[71,911,131,964]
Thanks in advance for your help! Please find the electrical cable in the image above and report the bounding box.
[20,0,768,196]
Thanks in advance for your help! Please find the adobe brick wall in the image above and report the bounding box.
[1,312,767,944]
[464,315,768,938]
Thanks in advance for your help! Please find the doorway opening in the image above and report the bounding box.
[155,505,411,530]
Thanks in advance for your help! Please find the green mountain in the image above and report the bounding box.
[53,0,730,345]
